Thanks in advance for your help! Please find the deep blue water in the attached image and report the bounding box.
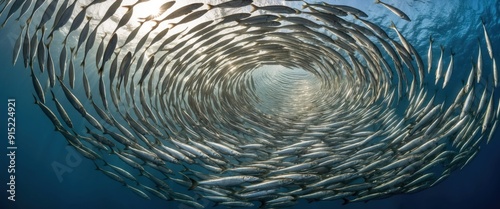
[1,0,500,209]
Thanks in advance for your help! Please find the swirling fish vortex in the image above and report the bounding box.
[1,0,498,208]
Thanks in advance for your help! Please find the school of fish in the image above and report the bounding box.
[0,0,498,208]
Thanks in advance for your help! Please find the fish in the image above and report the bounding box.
[435,45,444,85]
[30,68,45,104]
[48,0,78,39]
[169,9,209,28]
[442,50,455,88]
[63,5,87,45]
[37,0,58,32]
[477,40,483,83]
[427,35,433,73]
[159,3,204,21]
[481,17,494,59]
[76,16,92,53]
[207,0,252,10]
[12,25,24,66]
[138,56,155,85]
[94,163,126,185]
[493,58,498,87]
[68,48,76,88]
[33,95,63,130]
[125,184,151,200]
[251,4,299,14]
[51,90,73,128]
[45,42,56,87]
[190,175,261,189]
[59,47,67,78]
[1,0,25,28]
[21,24,30,68]
[375,0,411,21]
[14,0,32,21]
[99,33,118,74]
[57,76,86,116]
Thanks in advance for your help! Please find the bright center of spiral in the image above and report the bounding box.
[251,65,322,116]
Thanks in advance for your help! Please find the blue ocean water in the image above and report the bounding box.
[0,0,499,209]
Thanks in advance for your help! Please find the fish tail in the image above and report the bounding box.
[98,66,104,75]
[50,90,56,101]
[250,4,258,13]
[32,94,38,104]
[429,35,433,43]
[122,5,133,10]
[342,198,350,205]
[93,161,101,170]
[62,36,68,45]
[389,20,396,29]
[181,164,189,172]
[188,177,198,190]
[207,4,213,10]
[302,2,310,9]
[258,200,266,208]
[374,0,381,3]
